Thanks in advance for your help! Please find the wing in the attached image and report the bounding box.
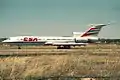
[52,42,88,46]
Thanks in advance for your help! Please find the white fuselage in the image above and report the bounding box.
[2,36,98,45]
[3,36,74,42]
[2,36,75,46]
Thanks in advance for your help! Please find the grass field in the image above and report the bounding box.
[0,44,120,80]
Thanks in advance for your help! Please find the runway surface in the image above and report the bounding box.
[0,45,120,56]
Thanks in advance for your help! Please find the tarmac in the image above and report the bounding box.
[0,44,120,57]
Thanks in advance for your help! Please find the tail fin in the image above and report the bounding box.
[81,23,110,37]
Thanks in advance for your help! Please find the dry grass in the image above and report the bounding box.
[0,44,120,80]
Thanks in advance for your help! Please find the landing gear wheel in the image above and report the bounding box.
[64,46,71,49]
[57,46,62,49]
[18,46,21,49]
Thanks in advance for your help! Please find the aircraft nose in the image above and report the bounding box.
[2,40,8,42]
[2,38,10,42]
[2,40,6,42]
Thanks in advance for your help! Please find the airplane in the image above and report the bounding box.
[2,23,110,49]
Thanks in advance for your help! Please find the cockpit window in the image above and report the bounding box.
[5,38,10,40]
[8,38,10,40]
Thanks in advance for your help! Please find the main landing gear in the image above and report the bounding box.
[57,46,71,49]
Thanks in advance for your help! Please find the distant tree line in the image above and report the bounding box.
[99,38,120,44]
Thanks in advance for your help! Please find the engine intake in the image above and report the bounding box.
[75,37,98,43]
[75,38,88,43]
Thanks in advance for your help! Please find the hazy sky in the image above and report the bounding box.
[0,0,120,38]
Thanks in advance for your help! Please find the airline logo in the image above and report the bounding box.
[22,37,41,42]
[81,27,100,37]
